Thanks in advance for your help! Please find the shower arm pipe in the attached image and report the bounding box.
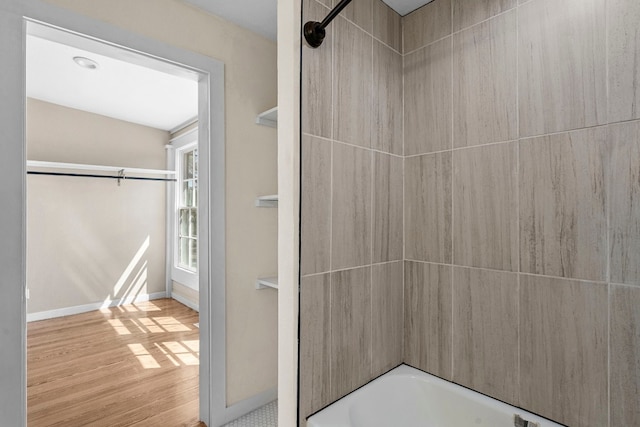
[303,0,353,48]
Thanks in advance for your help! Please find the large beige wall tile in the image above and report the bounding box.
[452,267,519,405]
[330,266,372,399]
[404,38,452,155]
[610,284,640,427]
[608,0,640,123]
[405,153,452,264]
[402,0,452,53]
[452,0,516,32]
[453,10,517,148]
[332,142,371,270]
[520,275,608,427]
[519,128,608,282]
[609,121,640,285]
[404,261,452,380]
[372,41,403,155]
[299,274,332,425]
[453,142,518,271]
[302,0,332,139]
[373,0,402,52]
[371,261,404,376]
[333,18,372,147]
[373,153,403,263]
[518,0,607,136]
[301,135,332,275]
[337,0,373,33]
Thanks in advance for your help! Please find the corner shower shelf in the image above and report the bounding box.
[256,107,278,128]
[256,276,278,290]
[255,108,278,292]
[255,194,278,208]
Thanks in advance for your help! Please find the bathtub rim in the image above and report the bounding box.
[306,363,567,427]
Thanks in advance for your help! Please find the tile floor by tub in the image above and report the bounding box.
[223,400,277,427]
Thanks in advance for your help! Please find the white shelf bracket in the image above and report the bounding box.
[256,277,278,290]
[255,195,278,208]
[256,106,278,128]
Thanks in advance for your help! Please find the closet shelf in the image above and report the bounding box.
[255,194,278,208]
[256,276,278,290]
[27,160,176,176]
[256,107,278,128]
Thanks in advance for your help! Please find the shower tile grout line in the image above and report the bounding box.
[449,0,455,381]
[328,6,335,402]
[300,259,405,279]
[302,132,404,158]
[316,1,402,56]
[403,4,518,58]
[306,120,640,160]
[401,12,407,370]
[369,13,374,381]
[403,258,610,285]
[604,1,611,424]
[515,2,521,405]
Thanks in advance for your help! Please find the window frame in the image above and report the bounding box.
[176,145,198,272]
[171,130,199,289]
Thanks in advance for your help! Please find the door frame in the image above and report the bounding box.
[0,1,227,425]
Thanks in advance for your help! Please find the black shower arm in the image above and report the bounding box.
[303,0,353,48]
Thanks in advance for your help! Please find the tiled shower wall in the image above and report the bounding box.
[298,0,404,424]
[403,0,640,426]
[300,0,640,426]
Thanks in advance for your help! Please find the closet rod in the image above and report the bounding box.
[27,171,176,182]
[27,160,176,176]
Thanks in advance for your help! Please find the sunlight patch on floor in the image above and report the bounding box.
[108,319,131,335]
[128,343,161,369]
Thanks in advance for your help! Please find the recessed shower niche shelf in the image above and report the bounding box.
[256,106,277,128]
[255,107,278,292]
[255,194,278,208]
[256,277,278,290]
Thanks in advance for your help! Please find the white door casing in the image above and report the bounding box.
[0,1,227,425]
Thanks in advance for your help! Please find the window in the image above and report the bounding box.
[177,145,198,272]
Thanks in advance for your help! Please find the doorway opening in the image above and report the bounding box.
[22,18,224,426]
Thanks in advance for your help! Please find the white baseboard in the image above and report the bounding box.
[170,292,199,312]
[223,387,278,424]
[27,292,167,322]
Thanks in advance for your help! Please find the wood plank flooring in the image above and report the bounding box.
[27,298,206,427]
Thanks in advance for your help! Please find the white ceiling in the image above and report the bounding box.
[383,0,434,16]
[182,0,433,41]
[185,0,279,40]
[26,35,198,132]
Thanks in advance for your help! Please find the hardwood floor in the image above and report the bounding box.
[28,298,206,427]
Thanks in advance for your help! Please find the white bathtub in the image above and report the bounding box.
[307,365,563,427]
